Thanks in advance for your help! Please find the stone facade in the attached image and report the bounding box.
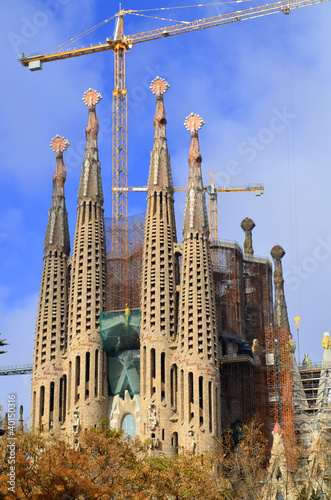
[32,79,309,456]
[31,91,108,444]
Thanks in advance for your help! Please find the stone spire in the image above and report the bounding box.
[241,217,255,255]
[270,245,290,331]
[177,114,220,454]
[147,77,173,192]
[44,135,70,255]
[66,89,108,441]
[182,113,209,237]
[262,423,297,500]
[18,405,24,432]
[77,88,103,203]
[305,424,330,496]
[139,78,180,455]
[31,137,71,434]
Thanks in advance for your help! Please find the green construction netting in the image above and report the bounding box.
[99,308,141,355]
[100,309,141,396]
[107,350,140,397]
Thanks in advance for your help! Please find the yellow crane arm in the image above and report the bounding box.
[18,0,329,68]
[113,184,264,194]
[18,42,115,67]
[125,0,325,45]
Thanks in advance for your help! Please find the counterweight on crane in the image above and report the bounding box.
[18,0,330,252]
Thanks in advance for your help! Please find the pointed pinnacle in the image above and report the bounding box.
[151,77,169,141]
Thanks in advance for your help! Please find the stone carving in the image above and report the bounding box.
[302,353,312,367]
[188,430,196,455]
[240,217,255,255]
[322,332,331,350]
[72,411,80,434]
[148,405,157,431]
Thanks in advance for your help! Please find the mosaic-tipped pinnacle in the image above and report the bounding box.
[50,134,70,153]
[184,113,205,132]
[82,88,102,106]
[150,77,170,95]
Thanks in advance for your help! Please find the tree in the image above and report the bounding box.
[0,425,229,499]
[216,419,269,500]
[0,334,8,355]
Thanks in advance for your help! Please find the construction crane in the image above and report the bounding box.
[18,0,330,253]
[207,172,263,241]
[114,176,264,241]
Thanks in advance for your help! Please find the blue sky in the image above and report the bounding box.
[1,0,331,426]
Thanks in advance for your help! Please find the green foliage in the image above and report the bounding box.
[298,486,321,500]
[0,333,8,354]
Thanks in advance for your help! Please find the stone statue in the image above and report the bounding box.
[148,405,157,431]
[322,332,331,350]
[72,411,80,434]
[302,353,312,367]
[188,430,196,454]
[252,339,261,356]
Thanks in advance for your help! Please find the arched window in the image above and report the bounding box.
[121,413,136,438]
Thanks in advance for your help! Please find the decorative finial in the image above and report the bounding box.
[82,88,102,107]
[270,245,286,286]
[50,135,70,153]
[150,77,170,96]
[273,422,282,435]
[322,332,331,350]
[270,245,285,261]
[241,217,255,255]
[151,77,169,141]
[184,112,205,133]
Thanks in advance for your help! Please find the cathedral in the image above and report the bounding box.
[31,78,301,455]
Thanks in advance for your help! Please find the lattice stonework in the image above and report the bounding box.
[65,89,108,438]
[31,135,70,434]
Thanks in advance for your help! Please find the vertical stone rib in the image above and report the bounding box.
[66,89,107,438]
[140,78,179,455]
[31,136,70,433]
[270,245,290,331]
[177,114,220,454]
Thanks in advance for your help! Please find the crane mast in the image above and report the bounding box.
[17,0,330,252]
[112,14,128,254]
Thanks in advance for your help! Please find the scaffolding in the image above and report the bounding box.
[211,239,245,338]
[297,360,331,430]
[212,240,273,436]
[265,326,297,469]
[106,213,145,312]
[105,224,290,444]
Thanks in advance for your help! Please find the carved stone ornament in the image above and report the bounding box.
[147,404,157,431]
[72,411,80,434]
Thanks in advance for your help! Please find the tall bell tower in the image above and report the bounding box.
[65,89,108,439]
[176,113,221,454]
[139,78,180,454]
[31,135,70,433]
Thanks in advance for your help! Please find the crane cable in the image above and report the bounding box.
[44,2,256,55]
[130,1,255,13]
[46,15,116,55]
[283,13,301,352]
